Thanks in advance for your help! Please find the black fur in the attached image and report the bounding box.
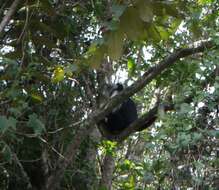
[103,83,137,133]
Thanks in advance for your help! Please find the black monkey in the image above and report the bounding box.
[102,83,137,133]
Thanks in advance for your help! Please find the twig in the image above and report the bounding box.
[13,153,32,189]
[47,120,84,134]
[38,137,66,160]
[17,2,29,44]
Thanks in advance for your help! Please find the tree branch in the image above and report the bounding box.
[92,40,216,123]
[44,40,217,190]
[0,0,21,34]
[45,125,92,190]
[111,68,216,142]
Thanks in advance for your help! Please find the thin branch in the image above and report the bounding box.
[91,40,216,123]
[47,120,84,134]
[112,69,217,142]
[13,153,32,189]
[17,2,29,44]
[0,0,21,34]
[45,126,92,190]
[38,137,66,160]
[44,40,217,190]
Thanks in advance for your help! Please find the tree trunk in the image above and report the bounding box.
[99,154,115,190]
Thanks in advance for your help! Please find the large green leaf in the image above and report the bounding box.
[0,116,10,133]
[120,7,145,40]
[87,45,105,68]
[0,116,16,133]
[147,24,161,42]
[136,0,153,23]
[107,30,124,60]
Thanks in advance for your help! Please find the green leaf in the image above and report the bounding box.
[0,116,10,133]
[152,2,181,18]
[170,18,182,33]
[107,30,124,60]
[8,107,22,117]
[8,117,17,130]
[2,145,12,163]
[143,172,154,183]
[52,66,65,83]
[147,24,161,42]
[30,92,43,102]
[192,132,203,142]
[198,0,214,5]
[88,45,105,68]
[137,0,153,22]
[120,159,133,171]
[177,133,191,147]
[120,7,145,40]
[112,4,126,19]
[180,103,193,114]
[27,113,45,135]
[64,64,78,77]
[190,22,202,38]
[102,140,117,156]
[157,26,170,40]
[207,130,219,138]
[127,58,136,75]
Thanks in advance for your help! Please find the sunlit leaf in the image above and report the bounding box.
[147,24,161,42]
[127,58,136,75]
[198,0,214,5]
[120,7,145,40]
[170,18,182,33]
[52,66,65,83]
[31,92,43,102]
[157,26,170,40]
[120,159,132,170]
[107,30,124,60]
[88,46,105,68]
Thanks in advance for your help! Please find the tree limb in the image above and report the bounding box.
[92,40,216,123]
[111,68,216,142]
[44,40,217,190]
[0,0,21,34]
[45,125,93,190]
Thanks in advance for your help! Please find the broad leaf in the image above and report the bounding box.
[107,30,124,60]
[27,113,45,135]
[52,66,65,83]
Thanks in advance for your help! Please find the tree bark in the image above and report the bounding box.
[0,0,21,34]
[45,126,91,190]
[43,40,217,190]
[99,154,115,190]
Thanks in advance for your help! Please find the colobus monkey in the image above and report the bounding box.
[102,83,138,133]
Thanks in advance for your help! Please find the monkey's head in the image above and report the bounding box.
[109,83,124,97]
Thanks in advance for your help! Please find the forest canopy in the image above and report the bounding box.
[0,0,218,190]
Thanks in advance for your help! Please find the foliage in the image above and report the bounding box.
[0,0,218,190]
